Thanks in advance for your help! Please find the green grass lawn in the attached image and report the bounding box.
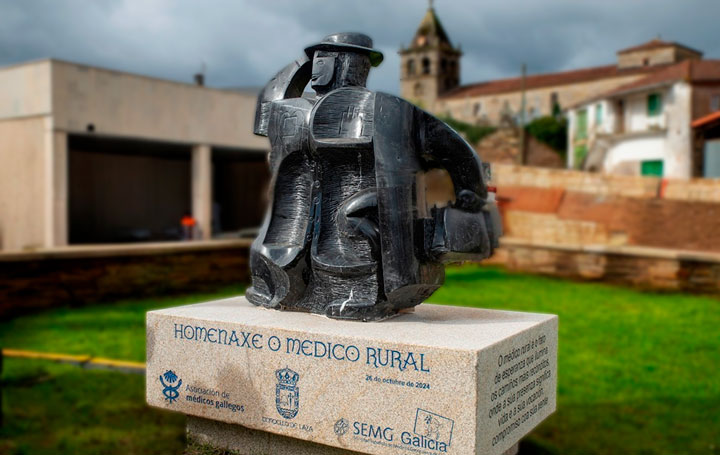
[0,286,246,455]
[1,267,719,455]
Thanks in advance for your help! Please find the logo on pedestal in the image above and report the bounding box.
[414,409,454,447]
[275,367,300,419]
[334,418,349,436]
[160,369,182,404]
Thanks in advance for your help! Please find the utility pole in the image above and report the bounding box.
[519,63,528,165]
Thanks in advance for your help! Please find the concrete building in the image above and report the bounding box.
[567,59,720,178]
[399,5,712,129]
[0,59,270,252]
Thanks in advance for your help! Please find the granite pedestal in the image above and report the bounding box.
[146,297,557,455]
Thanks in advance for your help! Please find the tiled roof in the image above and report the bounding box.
[403,7,455,52]
[441,64,665,99]
[617,39,702,56]
[692,111,720,129]
[577,60,720,105]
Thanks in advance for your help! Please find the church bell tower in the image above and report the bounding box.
[399,1,462,110]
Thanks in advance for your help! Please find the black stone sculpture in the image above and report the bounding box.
[248,32,501,321]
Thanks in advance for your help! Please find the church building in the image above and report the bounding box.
[399,4,712,129]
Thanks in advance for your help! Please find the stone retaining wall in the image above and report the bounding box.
[492,164,720,254]
[492,164,720,202]
[494,238,720,294]
[0,239,251,317]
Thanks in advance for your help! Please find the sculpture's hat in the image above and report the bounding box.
[305,32,384,67]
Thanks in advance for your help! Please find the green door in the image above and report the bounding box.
[576,109,588,139]
[641,160,664,177]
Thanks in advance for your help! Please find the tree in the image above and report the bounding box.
[437,115,496,145]
[525,115,567,157]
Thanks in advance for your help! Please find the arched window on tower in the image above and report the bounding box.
[414,83,424,97]
[407,59,416,76]
[422,58,431,75]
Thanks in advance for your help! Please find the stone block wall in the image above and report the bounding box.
[492,163,720,202]
[492,165,720,251]
[500,240,720,294]
[492,164,661,197]
[663,178,720,201]
[487,165,720,292]
[0,240,251,318]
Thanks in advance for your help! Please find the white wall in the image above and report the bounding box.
[664,82,692,178]
[603,134,666,173]
[569,82,693,178]
[566,109,576,168]
[624,90,667,133]
[51,60,268,150]
[603,83,692,179]
[566,101,610,168]
[0,60,52,120]
[0,117,50,251]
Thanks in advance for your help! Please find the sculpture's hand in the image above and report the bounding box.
[454,189,482,212]
[339,106,364,137]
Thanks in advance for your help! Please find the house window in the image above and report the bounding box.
[473,102,482,116]
[576,109,588,139]
[711,95,720,112]
[647,93,663,117]
[407,59,416,76]
[422,58,431,75]
[641,160,664,177]
[441,58,447,71]
[595,103,603,125]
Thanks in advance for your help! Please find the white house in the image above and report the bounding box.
[567,59,720,178]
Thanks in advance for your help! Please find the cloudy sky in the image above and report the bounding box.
[1,0,719,94]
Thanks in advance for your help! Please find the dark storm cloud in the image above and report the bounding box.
[1,0,718,94]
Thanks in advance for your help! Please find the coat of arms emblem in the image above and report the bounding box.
[275,367,300,419]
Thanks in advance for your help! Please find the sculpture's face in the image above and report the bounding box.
[311,52,336,90]
[311,49,371,96]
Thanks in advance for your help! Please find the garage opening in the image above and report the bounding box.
[212,148,269,238]
[69,135,191,244]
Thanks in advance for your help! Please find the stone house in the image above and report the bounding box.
[567,59,720,178]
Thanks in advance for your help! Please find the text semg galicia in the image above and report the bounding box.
[353,421,448,452]
[402,432,448,452]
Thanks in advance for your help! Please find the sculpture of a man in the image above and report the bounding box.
[248,33,500,321]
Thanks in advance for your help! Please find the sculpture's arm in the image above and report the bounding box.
[253,56,312,137]
[411,106,500,261]
[416,110,488,211]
